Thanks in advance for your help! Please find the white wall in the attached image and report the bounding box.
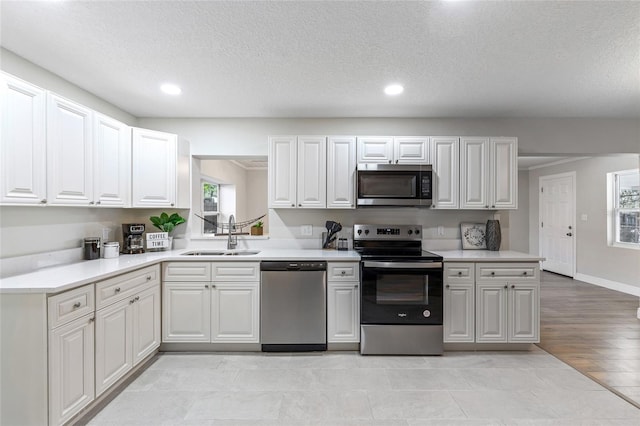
[528,155,640,288]
[508,171,530,253]
[137,117,640,156]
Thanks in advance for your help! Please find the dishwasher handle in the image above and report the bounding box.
[261,261,327,271]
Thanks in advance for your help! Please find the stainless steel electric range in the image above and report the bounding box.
[354,224,444,355]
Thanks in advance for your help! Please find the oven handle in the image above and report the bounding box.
[363,261,443,269]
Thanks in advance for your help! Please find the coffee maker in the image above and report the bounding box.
[122,224,145,254]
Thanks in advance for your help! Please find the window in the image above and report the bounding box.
[609,169,639,248]
[202,180,219,234]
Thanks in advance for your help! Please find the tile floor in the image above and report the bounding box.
[86,349,640,425]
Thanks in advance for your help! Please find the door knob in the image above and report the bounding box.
[566,232,572,236]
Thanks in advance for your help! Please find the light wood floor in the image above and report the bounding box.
[537,271,640,408]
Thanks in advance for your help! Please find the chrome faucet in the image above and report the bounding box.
[227,214,237,250]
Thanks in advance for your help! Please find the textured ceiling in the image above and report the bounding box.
[1,1,639,118]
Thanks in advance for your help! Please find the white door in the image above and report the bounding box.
[131,128,177,207]
[444,283,474,342]
[327,136,356,209]
[0,73,47,205]
[162,282,210,342]
[430,137,459,209]
[49,314,95,426]
[211,282,259,342]
[132,285,161,365]
[539,172,575,277]
[95,299,132,397]
[327,283,360,343]
[268,136,297,208]
[460,137,489,209]
[93,113,131,207]
[490,137,518,209]
[394,137,430,164]
[508,282,539,342]
[297,136,326,208]
[46,93,93,206]
[475,284,507,342]
[356,136,393,164]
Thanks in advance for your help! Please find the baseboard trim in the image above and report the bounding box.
[574,273,640,297]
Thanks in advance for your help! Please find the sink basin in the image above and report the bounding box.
[181,250,261,256]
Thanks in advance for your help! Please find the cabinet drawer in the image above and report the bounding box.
[163,262,211,282]
[96,265,159,309]
[476,263,539,282]
[444,263,474,284]
[212,262,260,282]
[48,284,95,329]
[328,262,360,282]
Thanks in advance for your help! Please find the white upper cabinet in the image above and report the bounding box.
[490,137,518,209]
[430,137,459,209]
[460,137,517,209]
[357,136,393,163]
[46,93,93,206]
[297,136,327,208]
[93,113,131,207]
[268,136,298,208]
[132,128,189,208]
[357,136,430,164]
[0,73,47,205]
[326,136,356,209]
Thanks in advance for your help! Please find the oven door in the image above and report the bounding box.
[361,260,443,325]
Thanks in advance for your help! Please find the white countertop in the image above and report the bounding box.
[432,250,544,262]
[0,248,360,294]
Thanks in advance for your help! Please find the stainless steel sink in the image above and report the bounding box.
[181,250,261,256]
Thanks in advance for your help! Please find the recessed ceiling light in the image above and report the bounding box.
[160,83,182,95]
[384,84,404,96]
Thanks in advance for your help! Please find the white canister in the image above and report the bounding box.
[103,242,120,258]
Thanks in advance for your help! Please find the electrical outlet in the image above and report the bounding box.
[437,226,445,236]
[102,228,111,242]
[581,214,588,221]
[300,225,313,236]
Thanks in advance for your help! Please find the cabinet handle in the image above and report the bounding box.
[491,205,495,208]
[395,160,399,164]
[89,317,95,323]
[135,296,140,301]
[291,204,295,207]
[457,271,462,276]
[490,272,495,276]
[511,285,515,289]
[115,287,121,293]
[388,160,392,164]
[171,203,174,207]
[205,284,209,289]
[146,275,152,281]
[40,199,47,204]
[504,285,508,289]
[354,284,358,288]
[446,284,450,289]
[96,201,101,205]
[485,205,489,208]
[89,201,94,205]
[522,271,527,276]
[130,299,135,304]
[298,204,302,207]
[341,271,346,275]
[73,302,81,309]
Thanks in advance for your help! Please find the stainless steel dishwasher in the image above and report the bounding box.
[260,261,327,351]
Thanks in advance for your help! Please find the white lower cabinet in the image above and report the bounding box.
[162,262,260,344]
[95,268,161,396]
[444,262,540,344]
[327,262,360,343]
[48,313,95,426]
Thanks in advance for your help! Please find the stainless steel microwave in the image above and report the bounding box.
[356,164,433,207]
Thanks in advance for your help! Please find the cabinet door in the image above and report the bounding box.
[49,314,95,426]
[475,283,507,342]
[93,113,131,207]
[95,299,132,397]
[444,283,474,343]
[297,136,326,208]
[211,282,259,343]
[131,128,177,207]
[356,136,393,164]
[327,282,360,343]
[132,285,161,365]
[460,137,489,209]
[46,93,93,206]
[327,136,356,209]
[508,282,539,342]
[162,282,210,342]
[490,137,518,209]
[0,73,47,205]
[430,137,459,209]
[268,136,297,208]
[394,137,430,164]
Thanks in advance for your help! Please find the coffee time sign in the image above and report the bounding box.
[146,232,170,249]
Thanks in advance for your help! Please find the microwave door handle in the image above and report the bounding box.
[363,261,443,269]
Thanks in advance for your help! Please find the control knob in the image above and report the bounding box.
[408,230,413,235]
[415,229,420,235]
[357,229,362,235]
[364,229,369,235]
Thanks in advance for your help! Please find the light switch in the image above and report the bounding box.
[300,225,313,236]
[437,226,445,236]
[581,214,588,221]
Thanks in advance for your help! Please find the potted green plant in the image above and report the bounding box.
[150,212,186,250]
[250,220,264,236]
